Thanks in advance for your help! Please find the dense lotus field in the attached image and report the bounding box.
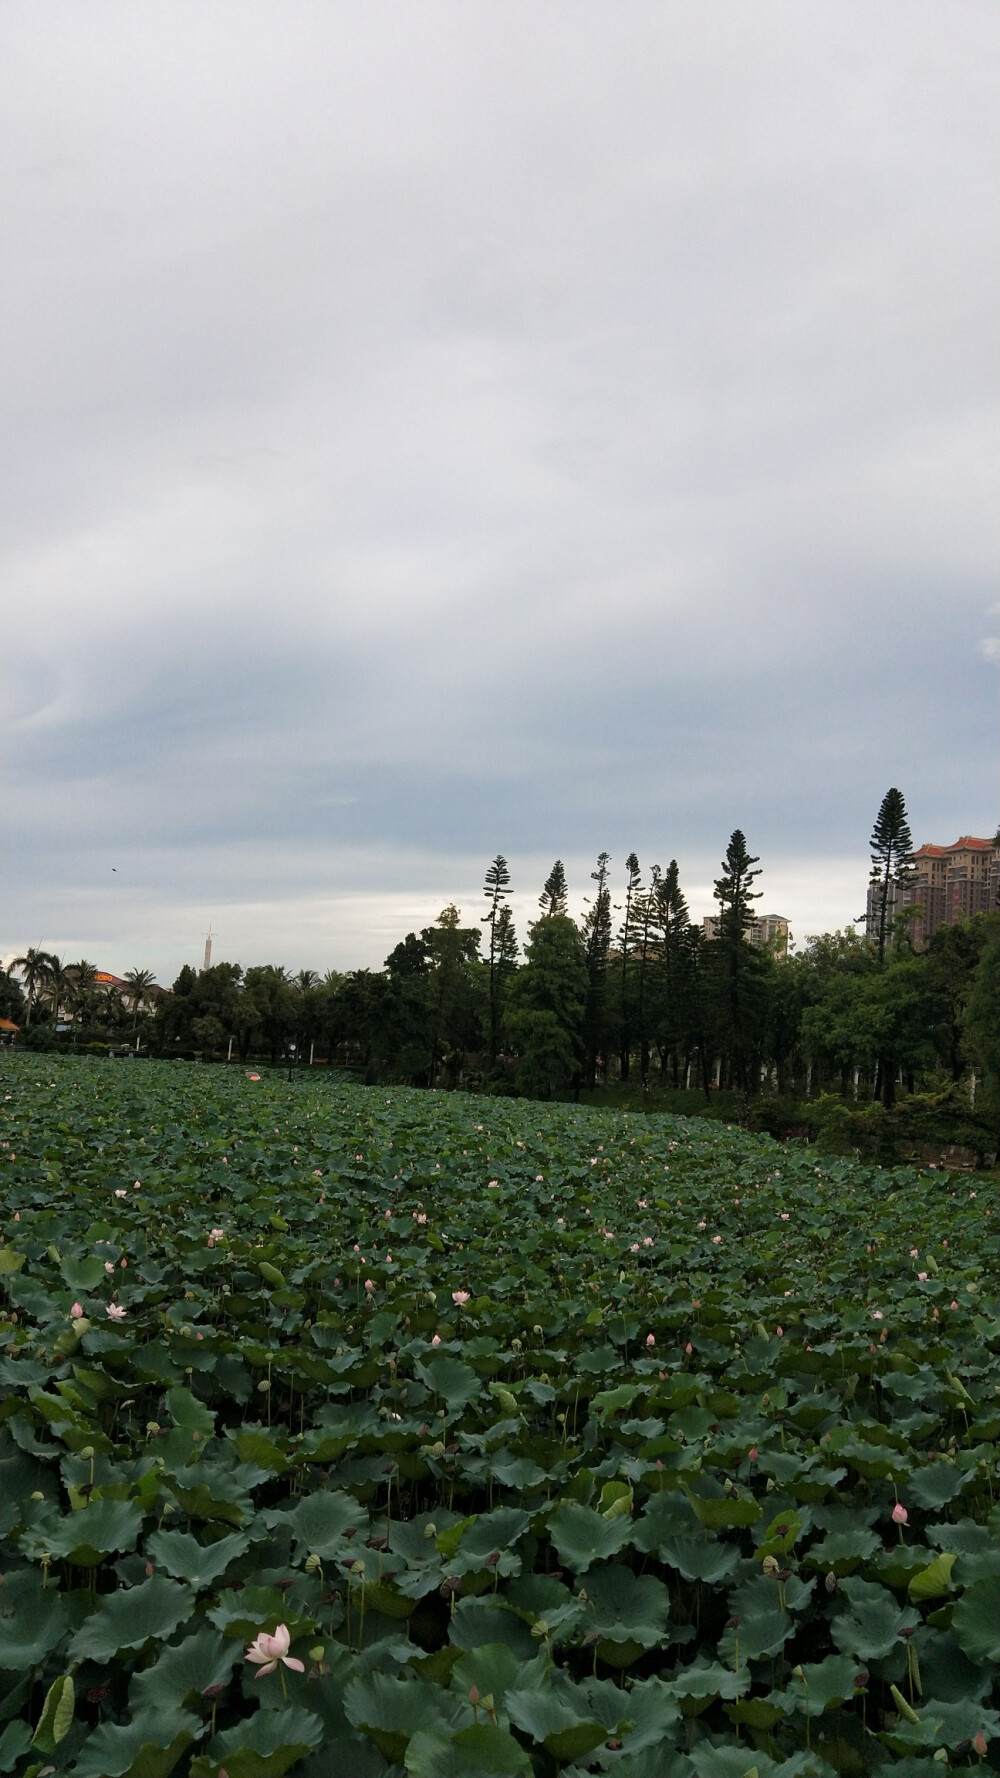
[0,1057,999,1778]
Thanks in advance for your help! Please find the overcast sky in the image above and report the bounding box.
[3,1,997,982]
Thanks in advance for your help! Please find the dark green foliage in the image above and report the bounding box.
[1,1055,998,1776]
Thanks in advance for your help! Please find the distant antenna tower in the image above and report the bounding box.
[203,928,213,971]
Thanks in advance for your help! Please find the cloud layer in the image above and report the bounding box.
[3,1,997,978]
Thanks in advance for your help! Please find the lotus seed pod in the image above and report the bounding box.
[258,1379,270,1392]
[79,1446,94,1461]
[31,1490,44,1501]
[305,1554,321,1573]
[531,1619,549,1638]
[146,1422,160,1436]
[765,1477,776,1492]
[309,1645,325,1663]
[424,1523,438,1539]
[824,1570,838,1593]
[762,1555,780,1577]
[532,1325,542,1336]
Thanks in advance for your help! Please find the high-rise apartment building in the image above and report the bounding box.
[701,913,789,953]
[866,834,999,948]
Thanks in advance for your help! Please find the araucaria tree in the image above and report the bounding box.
[617,853,642,1082]
[869,787,916,964]
[539,860,568,917]
[481,855,512,1062]
[580,852,613,1088]
[711,830,764,1094]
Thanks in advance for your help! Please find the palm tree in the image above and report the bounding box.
[123,968,157,1033]
[295,970,320,992]
[11,948,54,1027]
[46,955,73,1027]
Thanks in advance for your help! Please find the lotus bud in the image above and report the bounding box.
[824,1570,838,1594]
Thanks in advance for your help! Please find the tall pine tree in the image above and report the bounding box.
[482,855,512,1062]
[617,853,642,1082]
[869,788,916,965]
[539,860,569,917]
[580,852,612,1089]
[711,830,764,1094]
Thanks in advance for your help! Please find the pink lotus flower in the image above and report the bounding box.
[684,1341,693,1354]
[431,1334,441,1346]
[712,1235,722,1245]
[70,1302,83,1318]
[244,1623,304,1678]
[249,1073,260,1080]
[775,1325,783,1337]
[487,1180,499,1189]
[104,1261,115,1275]
[748,1446,759,1463]
[645,1333,655,1347]
[114,1188,128,1199]
[892,1503,908,1526]
[452,1290,470,1306]
[917,1271,928,1281]
[106,1303,127,1321]
[364,1279,375,1292]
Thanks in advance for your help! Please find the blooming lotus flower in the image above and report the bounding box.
[452,1290,470,1306]
[244,1623,304,1678]
[106,1303,127,1321]
[104,1261,115,1275]
[892,1503,908,1526]
[114,1189,128,1199]
[70,1302,83,1318]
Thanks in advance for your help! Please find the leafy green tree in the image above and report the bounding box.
[580,852,613,1088]
[869,787,916,965]
[45,955,73,1027]
[242,966,297,1064]
[962,918,1000,1127]
[616,852,642,1082]
[503,915,587,1097]
[539,860,568,918]
[710,831,766,1093]
[422,906,484,1085]
[482,855,512,1062]
[0,965,25,1025]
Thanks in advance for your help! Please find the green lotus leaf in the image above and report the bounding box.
[30,1674,74,1753]
[344,1671,464,1763]
[68,1576,195,1663]
[130,1628,242,1712]
[145,1528,250,1588]
[908,1550,957,1601]
[583,1563,671,1652]
[684,1487,762,1531]
[0,1588,69,1671]
[191,1704,324,1778]
[266,1488,369,1558]
[906,1462,966,1510]
[547,1502,632,1572]
[830,1579,920,1662]
[951,1575,1000,1664]
[405,1722,533,1776]
[414,1354,480,1410]
[46,1497,144,1566]
[504,1686,609,1761]
[164,1386,216,1439]
[70,1708,199,1778]
[59,1254,106,1293]
[772,1655,862,1716]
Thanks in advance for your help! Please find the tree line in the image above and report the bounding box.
[8,792,998,1119]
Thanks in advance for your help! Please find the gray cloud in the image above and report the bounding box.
[3,1,998,976]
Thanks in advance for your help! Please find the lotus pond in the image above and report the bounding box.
[1,1055,998,1778]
